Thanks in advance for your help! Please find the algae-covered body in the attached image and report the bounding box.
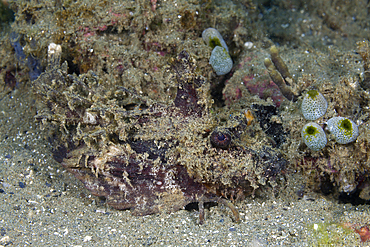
[33,51,286,222]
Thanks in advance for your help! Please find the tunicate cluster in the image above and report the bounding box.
[300,88,359,150]
[326,117,359,144]
[301,122,327,151]
[300,89,327,151]
[202,28,233,76]
[301,89,327,120]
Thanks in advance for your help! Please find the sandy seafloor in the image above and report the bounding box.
[0,91,369,247]
[1,1,370,247]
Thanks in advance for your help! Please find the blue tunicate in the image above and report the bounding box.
[27,55,42,81]
[9,32,42,81]
[10,32,26,61]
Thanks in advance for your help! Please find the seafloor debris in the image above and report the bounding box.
[32,50,287,223]
[264,45,298,101]
[355,226,370,242]
[357,40,370,90]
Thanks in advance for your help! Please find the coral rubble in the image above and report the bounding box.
[264,45,298,101]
